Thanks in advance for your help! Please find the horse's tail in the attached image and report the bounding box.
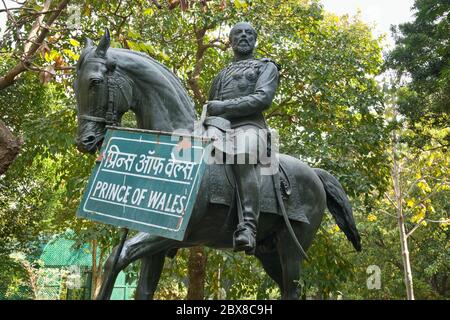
[314,168,361,252]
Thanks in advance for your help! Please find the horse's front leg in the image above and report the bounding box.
[96,244,123,300]
[96,232,176,300]
[135,252,166,300]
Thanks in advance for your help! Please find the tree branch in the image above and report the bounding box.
[187,26,209,104]
[0,0,70,90]
[378,208,398,218]
[187,25,229,105]
[266,97,294,118]
[412,183,446,209]
[24,0,52,55]
[406,218,425,238]
[385,193,398,210]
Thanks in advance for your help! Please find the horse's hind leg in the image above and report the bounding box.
[255,249,284,294]
[276,227,302,300]
[135,251,166,300]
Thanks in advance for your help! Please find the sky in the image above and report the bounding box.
[321,0,416,48]
[0,0,15,37]
[1,0,417,48]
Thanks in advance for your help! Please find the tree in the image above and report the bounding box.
[1,0,403,300]
[385,0,449,299]
[387,0,449,146]
[389,106,448,300]
[0,119,22,174]
[0,0,70,90]
[116,0,388,298]
[0,0,71,173]
[0,1,220,298]
[334,80,449,300]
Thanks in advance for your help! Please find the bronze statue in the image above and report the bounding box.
[206,22,281,254]
[74,27,361,300]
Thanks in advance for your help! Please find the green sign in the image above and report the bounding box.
[77,127,210,241]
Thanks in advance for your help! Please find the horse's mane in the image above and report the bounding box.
[77,47,183,85]
[115,49,194,105]
[77,46,196,119]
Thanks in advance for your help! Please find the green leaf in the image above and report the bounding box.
[143,7,154,16]
[233,0,248,10]
[69,39,80,47]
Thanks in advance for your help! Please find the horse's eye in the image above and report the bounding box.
[89,78,103,87]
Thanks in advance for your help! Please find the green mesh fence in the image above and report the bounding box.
[1,231,136,300]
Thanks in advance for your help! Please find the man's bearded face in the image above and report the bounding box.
[230,23,256,56]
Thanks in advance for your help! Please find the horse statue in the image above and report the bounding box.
[74,30,361,300]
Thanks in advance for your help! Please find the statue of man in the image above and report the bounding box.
[207,22,280,255]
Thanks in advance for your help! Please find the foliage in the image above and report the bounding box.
[82,0,387,299]
[381,0,449,298]
[387,0,449,146]
[0,66,77,255]
[0,0,448,300]
[337,88,449,300]
[0,254,35,300]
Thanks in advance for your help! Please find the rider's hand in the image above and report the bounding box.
[207,100,226,116]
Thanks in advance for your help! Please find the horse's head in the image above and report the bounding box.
[74,29,132,154]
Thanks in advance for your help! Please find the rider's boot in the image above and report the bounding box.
[232,164,260,255]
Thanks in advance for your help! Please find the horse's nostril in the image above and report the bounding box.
[83,135,96,144]
[76,134,100,154]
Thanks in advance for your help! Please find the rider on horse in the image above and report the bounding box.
[206,22,280,255]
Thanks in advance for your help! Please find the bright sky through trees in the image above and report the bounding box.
[1,1,416,48]
[321,0,415,48]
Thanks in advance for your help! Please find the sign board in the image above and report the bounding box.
[77,127,211,241]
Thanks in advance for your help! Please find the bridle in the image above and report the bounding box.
[77,57,120,127]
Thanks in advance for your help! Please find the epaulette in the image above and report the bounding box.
[259,58,282,71]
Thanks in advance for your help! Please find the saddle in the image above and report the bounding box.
[194,108,308,225]
[206,161,309,224]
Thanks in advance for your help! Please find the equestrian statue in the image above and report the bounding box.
[74,24,361,300]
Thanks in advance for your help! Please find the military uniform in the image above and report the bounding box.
[207,57,280,254]
[208,58,280,159]
[209,58,280,129]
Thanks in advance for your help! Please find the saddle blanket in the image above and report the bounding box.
[207,162,308,223]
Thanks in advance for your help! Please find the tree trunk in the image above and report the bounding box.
[392,131,415,300]
[186,247,207,299]
[0,120,22,174]
[91,239,98,300]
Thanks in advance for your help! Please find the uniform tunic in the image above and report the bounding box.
[208,58,280,129]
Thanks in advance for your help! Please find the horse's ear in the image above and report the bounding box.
[85,38,94,48]
[95,28,110,58]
